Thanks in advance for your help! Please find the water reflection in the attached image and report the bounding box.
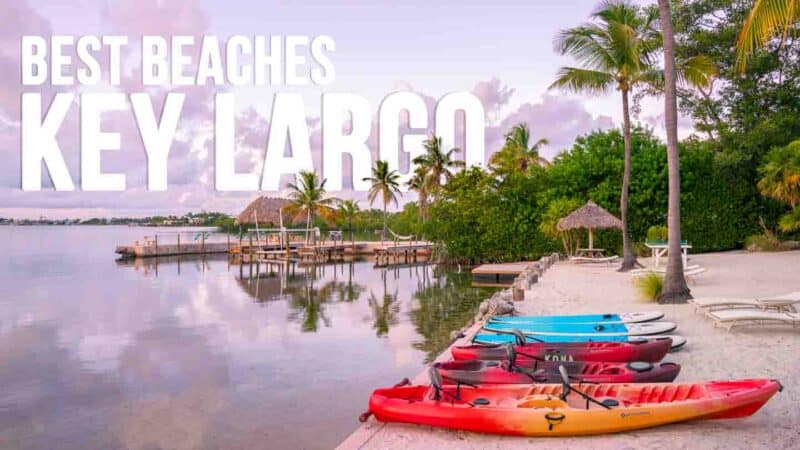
[0,227,494,449]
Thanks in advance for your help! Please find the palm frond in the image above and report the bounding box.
[677,55,717,89]
[554,25,615,71]
[549,67,615,94]
[736,0,800,71]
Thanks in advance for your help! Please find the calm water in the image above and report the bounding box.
[0,226,493,450]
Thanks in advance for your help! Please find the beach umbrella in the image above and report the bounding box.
[557,201,622,250]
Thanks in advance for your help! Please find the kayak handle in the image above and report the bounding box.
[545,412,565,431]
[394,378,411,387]
[358,411,372,423]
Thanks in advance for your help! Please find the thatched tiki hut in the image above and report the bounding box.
[557,200,622,250]
[236,196,292,226]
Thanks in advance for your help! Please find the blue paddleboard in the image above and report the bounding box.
[484,321,631,334]
[489,311,663,325]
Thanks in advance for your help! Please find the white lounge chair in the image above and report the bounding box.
[630,264,700,275]
[707,309,800,331]
[691,291,800,313]
[630,266,706,280]
[569,255,619,264]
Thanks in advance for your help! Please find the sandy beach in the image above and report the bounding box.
[340,250,800,449]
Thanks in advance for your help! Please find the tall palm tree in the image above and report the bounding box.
[336,199,360,245]
[736,0,800,71]
[550,1,661,271]
[363,160,402,241]
[489,123,550,174]
[656,0,692,303]
[412,135,465,197]
[550,0,714,271]
[286,171,336,243]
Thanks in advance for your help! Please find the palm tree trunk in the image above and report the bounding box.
[657,0,692,303]
[382,202,388,243]
[306,209,311,245]
[618,88,638,271]
[349,219,354,247]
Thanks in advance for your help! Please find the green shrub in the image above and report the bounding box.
[635,273,663,302]
[633,241,651,257]
[744,234,784,252]
[646,225,668,242]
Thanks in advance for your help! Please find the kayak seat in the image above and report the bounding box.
[600,398,620,408]
[627,361,653,372]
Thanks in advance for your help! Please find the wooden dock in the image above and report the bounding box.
[373,242,432,266]
[115,241,231,258]
[471,262,529,286]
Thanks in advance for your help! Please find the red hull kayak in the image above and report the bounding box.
[452,338,671,363]
[434,359,681,384]
[366,378,781,436]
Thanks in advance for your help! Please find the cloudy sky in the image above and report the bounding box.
[1,0,689,219]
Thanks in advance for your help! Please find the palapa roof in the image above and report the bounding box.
[557,201,622,231]
[235,196,293,225]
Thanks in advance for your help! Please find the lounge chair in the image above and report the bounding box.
[569,255,619,264]
[691,291,800,313]
[707,309,800,331]
[630,264,700,274]
[630,266,706,278]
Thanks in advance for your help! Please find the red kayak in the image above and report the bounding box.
[363,368,782,436]
[452,337,671,363]
[434,359,681,384]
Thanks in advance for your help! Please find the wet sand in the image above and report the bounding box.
[340,250,800,449]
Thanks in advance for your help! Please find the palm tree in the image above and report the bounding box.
[758,140,800,231]
[412,135,465,196]
[656,0,692,303]
[407,166,429,222]
[363,160,402,241]
[550,0,714,271]
[550,1,660,271]
[286,171,336,243]
[736,0,800,71]
[336,199,360,245]
[489,123,550,174]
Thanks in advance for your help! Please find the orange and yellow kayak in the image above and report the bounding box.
[367,378,781,436]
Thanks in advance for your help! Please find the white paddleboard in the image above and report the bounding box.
[631,335,687,350]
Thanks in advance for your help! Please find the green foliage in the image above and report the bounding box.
[426,127,769,262]
[424,167,558,263]
[745,234,785,252]
[489,123,550,175]
[758,140,800,207]
[778,208,800,232]
[211,215,237,234]
[646,225,668,242]
[545,128,752,253]
[539,198,582,255]
[758,140,800,232]
[388,202,422,236]
[635,273,664,301]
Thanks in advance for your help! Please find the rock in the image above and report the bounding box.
[450,330,465,341]
[491,300,515,315]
